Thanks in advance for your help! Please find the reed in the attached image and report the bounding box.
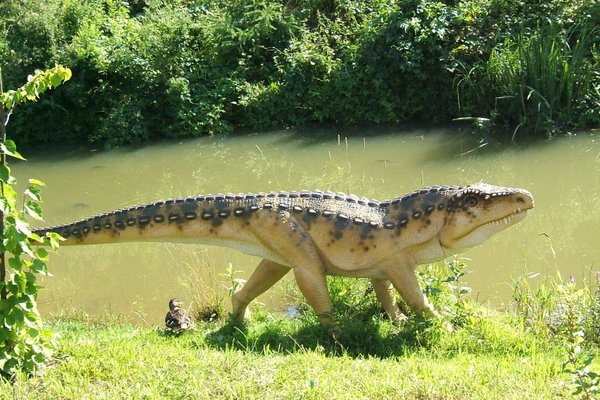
[457,22,598,141]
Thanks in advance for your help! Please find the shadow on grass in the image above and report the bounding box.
[199,309,438,359]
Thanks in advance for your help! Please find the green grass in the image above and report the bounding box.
[1,263,598,399]
[0,317,572,400]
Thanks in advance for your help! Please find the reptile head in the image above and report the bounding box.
[438,183,534,251]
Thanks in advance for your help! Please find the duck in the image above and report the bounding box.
[165,298,192,334]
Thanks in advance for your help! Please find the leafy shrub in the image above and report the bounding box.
[0,0,597,147]
[0,66,69,379]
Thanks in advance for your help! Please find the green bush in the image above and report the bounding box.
[0,0,597,147]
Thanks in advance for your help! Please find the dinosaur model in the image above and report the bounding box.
[34,183,534,329]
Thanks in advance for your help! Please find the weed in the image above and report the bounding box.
[559,277,600,399]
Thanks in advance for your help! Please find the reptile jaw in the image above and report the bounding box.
[441,205,533,251]
[482,206,532,228]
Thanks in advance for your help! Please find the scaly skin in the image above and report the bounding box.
[34,183,534,328]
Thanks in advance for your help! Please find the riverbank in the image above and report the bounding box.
[2,269,599,399]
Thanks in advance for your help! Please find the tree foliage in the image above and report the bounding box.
[0,0,598,147]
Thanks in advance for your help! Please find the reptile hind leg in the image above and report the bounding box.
[231,259,290,322]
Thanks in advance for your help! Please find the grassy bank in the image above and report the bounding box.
[0,318,571,399]
[1,263,599,399]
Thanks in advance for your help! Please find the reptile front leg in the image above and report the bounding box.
[386,264,439,319]
[370,278,407,322]
[292,266,335,329]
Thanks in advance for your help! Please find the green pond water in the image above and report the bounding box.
[12,127,600,326]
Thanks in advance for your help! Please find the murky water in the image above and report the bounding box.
[12,127,600,326]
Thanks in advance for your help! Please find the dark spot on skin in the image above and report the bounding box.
[104,222,112,229]
[115,221,126,229]
[412,211,422,219]
[127,218,136,226]
[335,217,350,230]
[334,230,343,240]
[384,222,395,229]
[218,210,230,218]
[139,216,151,225]
[93,224,101,231]
[398,214,409,226]
[302,213,316,225]
[425,219,431,225]
[62,230,71,238]
[364,246,369,252]
[82,227,90,234]
[359,225,373,240]
[438,203,445,210]
[425,204,435,214]
[211,218,223,227]
[184,212,197,220]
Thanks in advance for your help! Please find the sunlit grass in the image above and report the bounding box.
[3,261,596,399]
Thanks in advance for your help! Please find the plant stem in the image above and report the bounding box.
[0,69,6,301]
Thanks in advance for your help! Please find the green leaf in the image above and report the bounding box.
[8,257,22,270]
[24,188,41,202]
[0,164,10,183]
[0,140,26,160]
[25,203,43,220]
[14,218,32,236]
[28,178,45,187]
[35,248,48,261]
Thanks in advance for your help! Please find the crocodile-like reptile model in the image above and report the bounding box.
[34,183,534,328]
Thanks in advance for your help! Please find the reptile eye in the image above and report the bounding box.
[465,196,478,207]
